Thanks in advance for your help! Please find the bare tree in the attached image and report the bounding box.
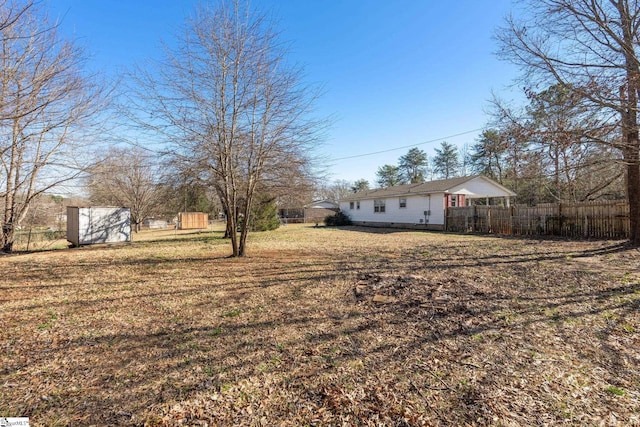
[485,95,551,204]
[483,87,623,203]
[156,169,220,220]
[526,84,621,201]
[498,0,640,245]
[315,179,353,203]
[0,0,107,252]
[87,147,162,232]
[127,1,323,256]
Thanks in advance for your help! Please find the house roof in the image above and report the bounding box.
[340,175,516,201]
[304,199,339,209]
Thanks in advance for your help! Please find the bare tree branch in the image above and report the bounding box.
[0,0,109,252]
[125,0,325,256]
[497,0,640,244]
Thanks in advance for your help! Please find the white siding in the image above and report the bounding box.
[448,176,514,198]
[67,207,131,246]
[338,176,515,228]
[341,193,446,226]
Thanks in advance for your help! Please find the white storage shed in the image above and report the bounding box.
[67,206,131,246]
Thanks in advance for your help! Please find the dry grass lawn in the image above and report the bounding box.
[1,224,640,426]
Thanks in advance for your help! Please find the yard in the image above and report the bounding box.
[1,225,639,426]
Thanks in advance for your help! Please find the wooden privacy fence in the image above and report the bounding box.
[447,200,630,239]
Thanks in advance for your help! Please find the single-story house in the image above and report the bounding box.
[303,200,339,224]
[339,175,516,230]
[278,207,304,223]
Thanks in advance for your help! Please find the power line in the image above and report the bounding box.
[332,128,483,161]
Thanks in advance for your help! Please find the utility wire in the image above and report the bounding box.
[332,128,484,161]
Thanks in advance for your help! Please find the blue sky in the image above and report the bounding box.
[46,0,520,186]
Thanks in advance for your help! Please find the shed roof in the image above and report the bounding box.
[340,175,516,201]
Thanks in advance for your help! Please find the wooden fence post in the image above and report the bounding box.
[558,203,563,236]
[473,205,478,233]
[584,215,589,239]
[509,205,514,234]
[444,206,448,231]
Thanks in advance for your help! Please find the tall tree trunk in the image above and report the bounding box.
[626,146,640,245]
[2,118,21,253]
[238,181,256,257]
[1,226,15,253]
[228,190,239,257]
[621,2,640,246]
[228,204,238,257]
[224,215,233,239]
[623,102,640,245]
[213,184,233,239]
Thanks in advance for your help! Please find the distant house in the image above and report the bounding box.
[339,175,516,230]
[278,207,304,224]
[304,200,339,224]
[143,218,169,229]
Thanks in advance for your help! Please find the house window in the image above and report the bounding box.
[450,195,457,207]
[374,199,385,213]
[399,198,407,208]
[349,201,354,210]
[356,201,360,210]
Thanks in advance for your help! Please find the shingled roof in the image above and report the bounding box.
[340,175,487,201]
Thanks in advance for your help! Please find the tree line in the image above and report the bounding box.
[346,0,639,248]
[367,82,624,206]
[2,0,640,251]
[0,0,321,255]
[373,143,464,188]
[494,0,639,244]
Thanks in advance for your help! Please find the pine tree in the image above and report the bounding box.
[376,165,404,187]
[398,148,428,183]
[432,142,460,179]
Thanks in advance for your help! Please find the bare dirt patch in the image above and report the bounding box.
[1,225,639,426]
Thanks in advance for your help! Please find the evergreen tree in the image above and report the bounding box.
[470,129,507,182]
[398,148,428,183]
[432,142,460,179]
[376,165,404,187]
[351,179,370,193]
[249,193,280,231]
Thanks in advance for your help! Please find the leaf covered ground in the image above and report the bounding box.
[1,225,639,426]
